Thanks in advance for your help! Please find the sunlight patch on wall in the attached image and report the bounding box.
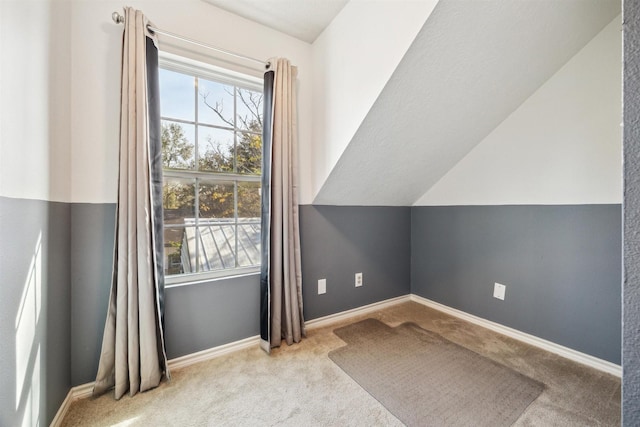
[20,345,41,427]
[15,231,42,425]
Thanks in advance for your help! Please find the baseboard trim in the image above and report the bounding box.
[50,383,94,426]
[168,334,261,371]
[305,295,411,330]
[410,294,622,377]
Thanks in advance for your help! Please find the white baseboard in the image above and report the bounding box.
[410,294,622,377]
[305,295,411,330]
[50,383,94,427]
[167,335,260,371]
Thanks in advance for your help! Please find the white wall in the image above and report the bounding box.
[416,16,622,206]
[0,0,71,202]
[69,0,312,203]
[309,0,437,204]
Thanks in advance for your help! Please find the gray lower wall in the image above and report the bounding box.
[165,274,260,359]
[624,0,640,422]
[0,197,71,426]
[411,205,621,364]
[70,203,116,385]
[300,205,411,320]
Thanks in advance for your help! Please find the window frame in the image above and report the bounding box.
[158,52,264,287]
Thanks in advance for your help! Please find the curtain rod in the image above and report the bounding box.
[111,12,270,70]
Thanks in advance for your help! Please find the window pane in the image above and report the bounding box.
[197,223,236,271]
[159,69,194,121]
[162,121,195,170]
[198,127,234,172]
[163,177,195,225]
[199,181,235,219]
[236,132,262,175]
[237,222,261,267]
[236,88,263,131]
[197,78,234,127]
[164,227,189,276]
[238,181,261,218]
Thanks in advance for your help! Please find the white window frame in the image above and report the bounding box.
[159,52,264,287]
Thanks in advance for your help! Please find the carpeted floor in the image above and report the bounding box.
[61,301,621,426]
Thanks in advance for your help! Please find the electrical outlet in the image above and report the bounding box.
[493,282,506,300]
[318,279,326,295]
[355,272,363,287]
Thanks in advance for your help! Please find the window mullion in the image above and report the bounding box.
[233,86,239,268]
[234,180,239,268]
[195,177,200,274]
[194,76,199,171]
[194,76,200,273]
[164,170,260,182]
[233,86,238,174]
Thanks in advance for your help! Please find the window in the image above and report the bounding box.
[159,55,263,284]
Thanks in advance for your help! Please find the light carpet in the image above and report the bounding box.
[60,301,620,426]
[329,318,544,426]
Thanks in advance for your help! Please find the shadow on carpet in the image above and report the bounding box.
[329,318,544,426]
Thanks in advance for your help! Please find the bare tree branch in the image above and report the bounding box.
[200,86,263,131]
[201,91,235,127]
[237,89,262,127]
[238,115,251,130]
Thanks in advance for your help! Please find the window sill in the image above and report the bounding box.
[165,267,260,289]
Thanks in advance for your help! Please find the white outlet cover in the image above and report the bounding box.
[493,283,506,300]
[355,272,363,287]
[318,279,326,295]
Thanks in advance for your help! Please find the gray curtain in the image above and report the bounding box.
[93,7,169,399]
[260,58,305,352]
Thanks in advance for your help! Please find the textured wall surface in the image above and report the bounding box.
[0,197,71,426]
[70,204,116,385]
[0,1,71,202]
[300,205,411,320]
[165,275,260,359]
[412,205,622,363]
[623,0,640,422]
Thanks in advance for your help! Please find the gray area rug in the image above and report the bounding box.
[329,318,544,426]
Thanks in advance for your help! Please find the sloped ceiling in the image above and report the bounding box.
[314,0,620,206]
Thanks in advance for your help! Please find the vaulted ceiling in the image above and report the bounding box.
[314,0,620,205]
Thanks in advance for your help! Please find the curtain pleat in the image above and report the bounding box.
[260,59,305,351]
[93,7,169,399]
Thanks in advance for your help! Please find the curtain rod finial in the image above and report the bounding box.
[112,11,124,24]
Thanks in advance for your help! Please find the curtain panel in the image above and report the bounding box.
[260,58,305,352]
[94,7,169,399]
